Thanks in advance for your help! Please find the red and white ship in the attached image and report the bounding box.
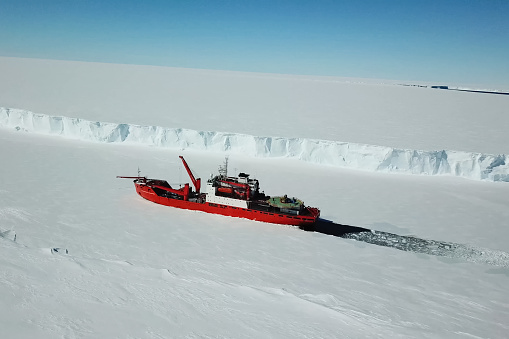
[118,156,320,226]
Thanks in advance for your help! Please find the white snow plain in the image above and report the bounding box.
[1,57,509,338]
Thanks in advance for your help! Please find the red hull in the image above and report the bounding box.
[134,183,319,226]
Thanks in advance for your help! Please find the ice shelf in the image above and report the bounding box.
[1,107,507,182]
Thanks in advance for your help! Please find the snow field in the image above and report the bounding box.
[2,129,509,338]
[1,56,508,155]
[2,57,509,338]
[1,107,508,182]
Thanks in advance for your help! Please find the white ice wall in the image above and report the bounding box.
[1,107,507,182]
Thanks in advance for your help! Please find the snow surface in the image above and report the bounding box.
[1,57,508,155]
[1,57,509,338]
[1,107,508,182]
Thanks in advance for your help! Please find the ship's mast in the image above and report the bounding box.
[218,156,229,177]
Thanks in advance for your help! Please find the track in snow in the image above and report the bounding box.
[303,220,509,267]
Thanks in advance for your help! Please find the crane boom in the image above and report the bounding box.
[116,176,147,183]
[179,156,201,194]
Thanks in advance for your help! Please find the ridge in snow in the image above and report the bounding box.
[1,107,507,182]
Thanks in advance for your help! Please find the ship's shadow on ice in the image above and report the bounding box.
[300,219,369,236]
[301,219,509,267]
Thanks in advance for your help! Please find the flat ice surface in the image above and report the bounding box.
[1,57,509,338]
[1,130,509,338]
[1,57,508,154]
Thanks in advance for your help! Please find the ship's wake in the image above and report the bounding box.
[303,220,509,267]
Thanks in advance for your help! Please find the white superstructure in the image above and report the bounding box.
[204,181,249,208]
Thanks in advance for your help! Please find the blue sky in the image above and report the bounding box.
[1,0,508,87]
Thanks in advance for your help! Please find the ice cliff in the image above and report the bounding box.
[1,107,508,182]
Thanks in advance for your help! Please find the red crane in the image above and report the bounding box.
[179,156,201,194]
